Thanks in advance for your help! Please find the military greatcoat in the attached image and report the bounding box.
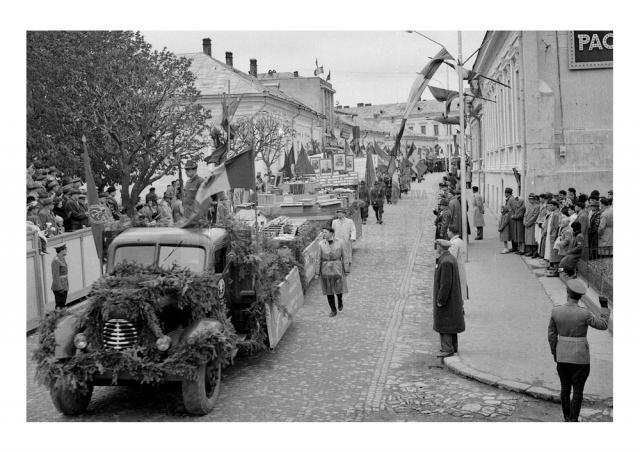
[433,251,465,334]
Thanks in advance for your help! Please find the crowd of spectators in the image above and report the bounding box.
[431,171,612,281]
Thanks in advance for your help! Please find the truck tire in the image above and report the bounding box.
[50,384,93,415]
[181,360,221,415]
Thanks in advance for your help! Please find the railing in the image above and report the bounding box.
[26,228,102,331]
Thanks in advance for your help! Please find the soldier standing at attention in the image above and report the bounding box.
[182,160,204,219]
[51,244,69,309]
[548,280,610,422]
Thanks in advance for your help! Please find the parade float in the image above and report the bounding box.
[33,217,321,416]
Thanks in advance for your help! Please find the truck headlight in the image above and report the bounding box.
[73,333,88,350]
[156,335,172,351]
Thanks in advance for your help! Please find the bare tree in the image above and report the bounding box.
[232,112,294,176]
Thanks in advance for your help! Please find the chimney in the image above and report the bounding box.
[293,71,299,77]
[249,59,257,77]
[202,38,212,57]
[225,51,233,67]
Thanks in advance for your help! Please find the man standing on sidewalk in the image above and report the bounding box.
[471,186,485,240]
[547,280,610,422]
[433,239,465,358]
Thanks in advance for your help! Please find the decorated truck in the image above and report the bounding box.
[33,224,308,416]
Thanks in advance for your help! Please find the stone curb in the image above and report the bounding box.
[443,355,611,405]
[520,256,613,333]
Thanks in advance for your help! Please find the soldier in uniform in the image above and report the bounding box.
[370,180,386,224]
[182,160,204,219]
[51,244,69,309]
[548,280,610,421]
[357,181,370,224]
[314,227,348,317]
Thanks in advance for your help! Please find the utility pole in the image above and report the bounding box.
[457,31,469,261]
[446,69,451,173]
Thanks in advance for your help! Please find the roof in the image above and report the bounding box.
[338,100,443,119]
[110,227,228,248]
[180,52,322,116]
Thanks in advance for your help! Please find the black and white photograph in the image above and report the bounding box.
[333,153,346,172]
[310,156,321,173]
[320,158,333,175]
[345,155,354,172]
[12,2,635,451]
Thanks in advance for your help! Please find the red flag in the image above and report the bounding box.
[81,135,104,269]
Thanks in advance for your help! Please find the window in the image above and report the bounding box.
[158,246,206,273]
[421,125,426,135]
[434,125,439,136]
[114,245,155,267]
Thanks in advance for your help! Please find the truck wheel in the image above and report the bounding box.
[181,360,221,415]
[50,384,93,415]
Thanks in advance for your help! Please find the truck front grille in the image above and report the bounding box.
[103,319,139,350]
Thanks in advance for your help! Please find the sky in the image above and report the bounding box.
[141,31,486,107]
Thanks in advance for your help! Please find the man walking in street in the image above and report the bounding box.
[433,239,465,358]
[183,160,204,219]
[315,227,348,317]
[357,181,370,225]
[548,280,610,421]
[471,186,485,240]
[331,208,356,273]
[371,180,386,224]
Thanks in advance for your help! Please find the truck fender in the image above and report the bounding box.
[180,319,224,345]
[54,314,80,359]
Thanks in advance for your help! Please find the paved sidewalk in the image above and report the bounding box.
[444,205,613,404]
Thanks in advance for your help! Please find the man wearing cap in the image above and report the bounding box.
[523,194,540,257]
[100,187,119,220]
[548,280,610,421]
[64,189,88,231]
[504,188,519,252]
[435,198,451,244]
[51,244,69,309]
[183,161,204,219]
[71,176,82,189]
[433,239,465,357]
[332,208,356,272]
[27,181,43,199]
[145,187,158,206]
[37,197,60,237]
[471,186,485,240]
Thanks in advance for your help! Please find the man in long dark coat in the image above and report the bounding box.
[505,187,519,252]
[433,239,466,358]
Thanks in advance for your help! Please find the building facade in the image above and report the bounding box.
[338,101,457,158]
[468,31,613,213]
[179,39,326,176]
[258,71,336,147]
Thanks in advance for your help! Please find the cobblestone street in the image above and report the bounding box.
[26,174,608,422]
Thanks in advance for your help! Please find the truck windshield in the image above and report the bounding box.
[158,245,206,272]
[114,245,156,267]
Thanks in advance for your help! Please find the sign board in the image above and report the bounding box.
[265,267,305,349]
[569,31,613,70]
[302,236,320,285]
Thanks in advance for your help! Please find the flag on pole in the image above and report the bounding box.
[280,145,295,179]
[183,149,255,227]
[387,156,397,177]
[81,135,104,269]
[365,148,376,188]
[441,60,511,88]
[314,58,324,76]
[295,144,315,176]
[327,70,331,81]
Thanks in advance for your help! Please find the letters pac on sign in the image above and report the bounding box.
[569,31,613,70]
